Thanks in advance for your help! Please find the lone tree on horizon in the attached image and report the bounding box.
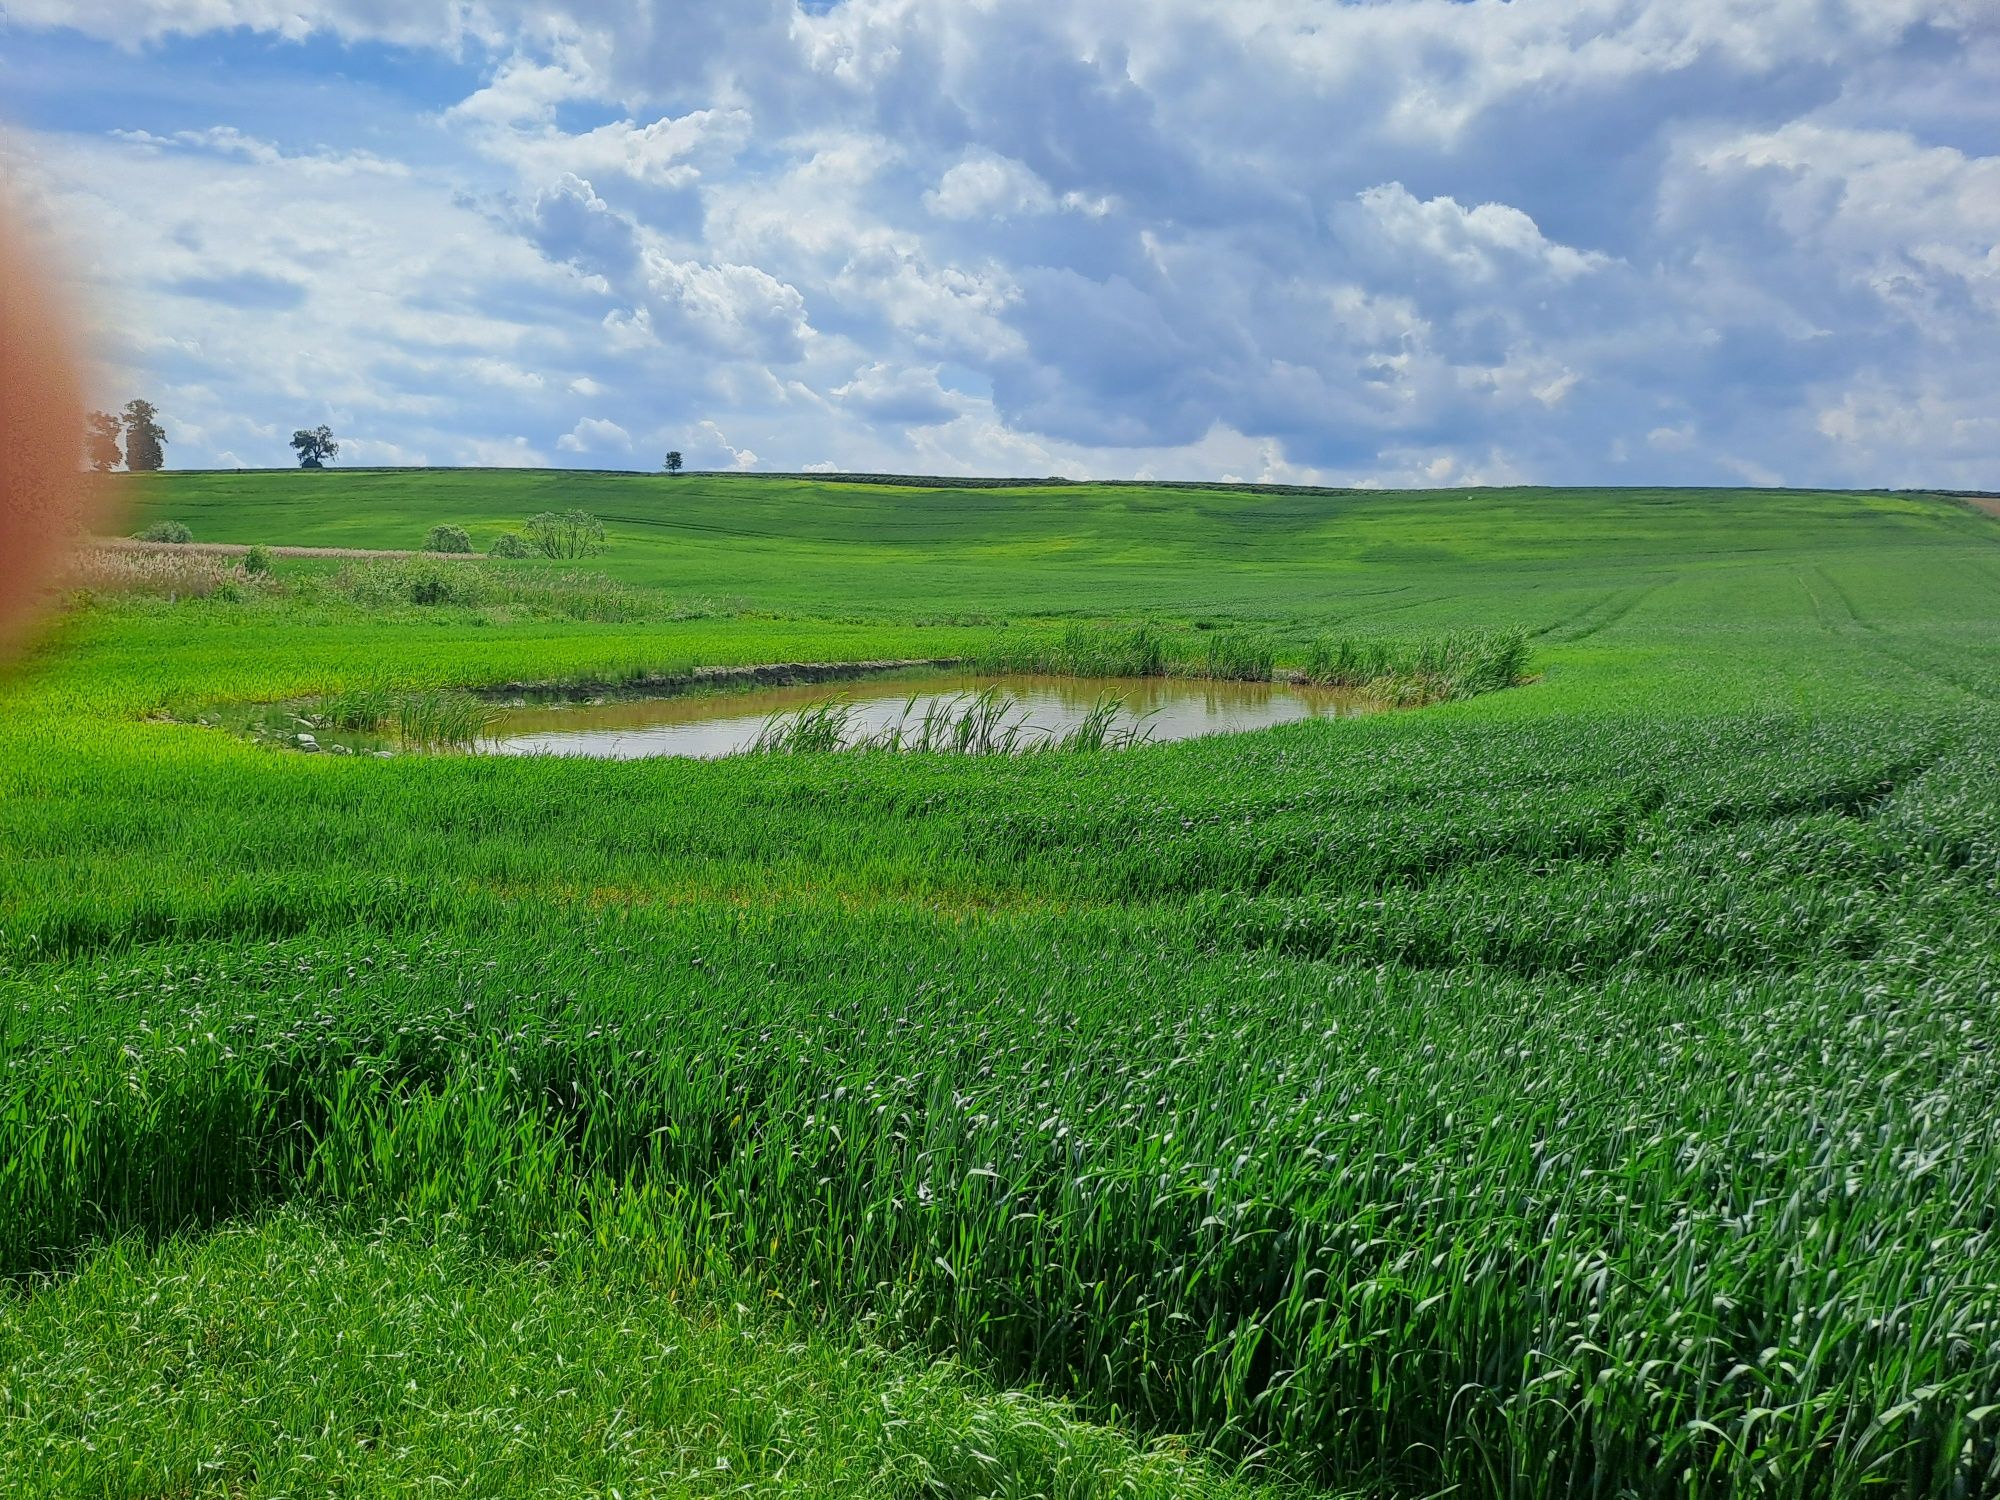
[290,425,339,469]
[121,400,167,472]
[85,410,122,471]
[664,450,683,474]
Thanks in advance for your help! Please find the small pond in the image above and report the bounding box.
[480,673,1384,760]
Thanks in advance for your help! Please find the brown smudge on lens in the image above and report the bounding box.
[0,178,107,663]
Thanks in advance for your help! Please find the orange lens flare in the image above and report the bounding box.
[0,179,104,661]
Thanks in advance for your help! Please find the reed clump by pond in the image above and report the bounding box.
[981,622,1530,702]
[751,687,1153,755]
[321,685,495,750]
[217,684,496,752]
[395,690,498,749]
[1194,631,1276,682]
[985,623,1171,678]
[1004,621,1280,681]
[1305,628,1531,703]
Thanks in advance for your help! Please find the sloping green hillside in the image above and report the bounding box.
[116,470,1996,620]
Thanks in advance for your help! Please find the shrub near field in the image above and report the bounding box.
[5,473,2000,1498]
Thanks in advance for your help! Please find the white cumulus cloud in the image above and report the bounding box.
[3,0,1996,484]
[556,417,633,453]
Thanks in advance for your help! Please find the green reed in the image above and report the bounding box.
[748,688,1154,756]
[1305,628,1530,703]
[395,689,497,749]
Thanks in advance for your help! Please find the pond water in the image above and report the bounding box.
[480,673,1383,759]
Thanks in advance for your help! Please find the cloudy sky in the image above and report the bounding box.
[2,2,1995,486]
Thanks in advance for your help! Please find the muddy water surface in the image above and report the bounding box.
[482,673,1382,759]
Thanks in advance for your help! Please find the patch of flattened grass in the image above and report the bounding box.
[0,1211,1281,1500]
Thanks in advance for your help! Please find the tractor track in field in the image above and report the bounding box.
[1323,588,1451,625]
[1530,589,1618,639]
[1303,584,1417,630]
[1169,738,1960,979]
[1802,565,1998,702]
[1535,577,1675,642]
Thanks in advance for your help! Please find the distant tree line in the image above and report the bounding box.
[86,400,169,472]
[85,415,702,476]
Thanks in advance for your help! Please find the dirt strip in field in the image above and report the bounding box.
[91,537,481,561]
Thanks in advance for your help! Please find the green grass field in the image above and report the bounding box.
[3,471,1998,1497]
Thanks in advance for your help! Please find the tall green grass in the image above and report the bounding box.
[0,1212,1274,1498]
[320,682,398,731]
[334,558,669,621]
[751,688,1153,754]
[214,683,495,750]
[987,623,1172,678]
[1,909,1993,1496]
[752,695,861,753]
[1193,631,1277,681]
[983,622,1276,681]
[3,474,1998,1496]
[3,685,1995,1494]
[980,623,1528,699]
[395,688,496,749]
[1304,628,1530,702]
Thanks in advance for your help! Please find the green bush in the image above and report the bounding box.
[423,525,474,555]
[241,545,272,576]
[339,559,487,609]
[134,520,193,544]
[488,531,531,559]
[523,510,606,560]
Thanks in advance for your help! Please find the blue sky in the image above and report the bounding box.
[2,1,1996,485]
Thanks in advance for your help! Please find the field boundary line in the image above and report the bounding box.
[1939,492,2000,523]
[479,657,966,702]
[90,537,481,562]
